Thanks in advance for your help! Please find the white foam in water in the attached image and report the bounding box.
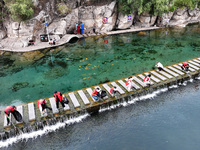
[169,85,178,89]
[99,87,169,112]
[196,76,200,80]
[0,113,89,148]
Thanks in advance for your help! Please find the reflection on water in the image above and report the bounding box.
[0,24,200,107]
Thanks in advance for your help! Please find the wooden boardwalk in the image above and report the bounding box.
[0,57,199,130]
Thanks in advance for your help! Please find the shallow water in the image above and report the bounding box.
[2,78,200,150]
[0,24,200,107]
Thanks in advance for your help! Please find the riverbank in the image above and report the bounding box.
[0,26,160,53]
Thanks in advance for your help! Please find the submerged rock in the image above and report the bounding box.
[12,82,29,92]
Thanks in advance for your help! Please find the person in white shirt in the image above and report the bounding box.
[143,74,151,86]
[155,62,164,71]
[126,77,134,91]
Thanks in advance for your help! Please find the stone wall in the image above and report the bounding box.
[0,0,200,48]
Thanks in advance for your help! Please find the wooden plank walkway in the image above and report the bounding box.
[2,56,200,130]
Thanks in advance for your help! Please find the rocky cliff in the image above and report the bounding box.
[0,0,200,49]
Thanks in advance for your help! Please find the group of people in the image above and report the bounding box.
[4,91,68,125]
[49,38,56,45]
[75,23,85,34]
[75,23,96,34]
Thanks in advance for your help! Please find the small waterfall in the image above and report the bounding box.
[0,113,89,148]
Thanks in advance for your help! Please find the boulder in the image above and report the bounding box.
[0,30,7,40]
[117,13,134,29]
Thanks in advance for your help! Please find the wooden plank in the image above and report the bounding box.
[77,90,90,105]
[192,59,200,64]
[163,68,179,77]
[168,66,185,75]
[124,78,141,90]
[118,80,131,92]
[178,64,195,72]
[156,70,173,79]
[188,62,200,70]
[189,60,200,67]
[49,97,59,114]
[16,105,23,124]
[68,93,80,108]
[144,73,160,83]
[111,82,125,94]
[102,84,112,95]
[138,74,154,85]
[150,71,167,81]
[28,103,36,121]
[132,76,147,87]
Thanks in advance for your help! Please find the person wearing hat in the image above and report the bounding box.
[53,91,65,109]
[155,61,164,71]
[91,87,101,101]
[38,99,52,115]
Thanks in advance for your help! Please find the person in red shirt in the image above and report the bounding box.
[91,87,101,101]
[143,74,151,86]
[38,99,52,115]
[110,86,119,98]
[54,91,65,109]
[181,62,189,71]
[77,24,80,34]
[4,105,22,125]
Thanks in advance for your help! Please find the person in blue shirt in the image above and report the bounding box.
[81,23,84,34]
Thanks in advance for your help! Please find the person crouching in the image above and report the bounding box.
[181,62,189,72]
[38,99,52,115]
[91,87,101,101]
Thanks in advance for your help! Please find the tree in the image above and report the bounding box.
[4,0,34,22]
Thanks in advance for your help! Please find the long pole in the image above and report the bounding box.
[45,16,50,42]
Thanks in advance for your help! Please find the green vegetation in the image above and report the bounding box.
[4,0,34,21]
[57,3,71,14]
[118,0,200,15]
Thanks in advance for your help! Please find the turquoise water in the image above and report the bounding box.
[0,24,200,107]
[3,79,200,150]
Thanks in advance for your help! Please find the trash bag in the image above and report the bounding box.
[63,96,69,104]
[100,90,107,98]
[11,110,23,122]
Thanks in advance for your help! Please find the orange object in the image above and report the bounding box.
[103,39,108,44]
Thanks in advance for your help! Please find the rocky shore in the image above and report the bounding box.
[0,0,200,51]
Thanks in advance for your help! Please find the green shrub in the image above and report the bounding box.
[57,3,71,14]
[5,0,34,21]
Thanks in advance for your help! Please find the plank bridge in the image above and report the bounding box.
[0,57,200,140]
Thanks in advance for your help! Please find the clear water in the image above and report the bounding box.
[0,24,200,108]
[2,79,200,150]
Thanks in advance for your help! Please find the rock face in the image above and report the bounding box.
[117,13,134,29]
[0,0,200,50]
